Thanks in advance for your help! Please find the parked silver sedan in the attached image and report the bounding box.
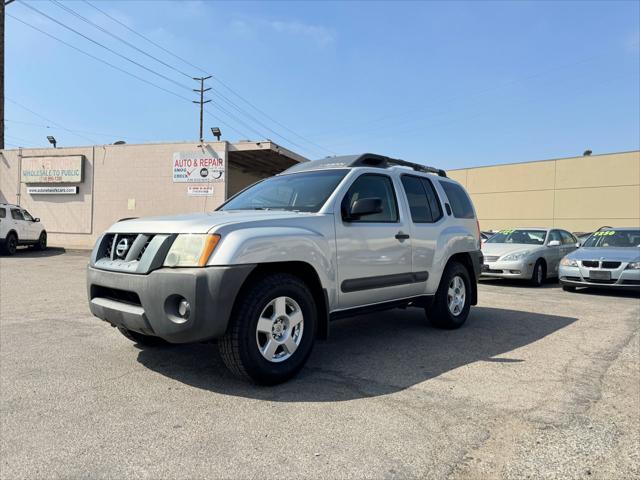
[481,228,579,286]
[559,228,640,291]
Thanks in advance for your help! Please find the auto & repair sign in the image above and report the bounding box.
[173,150,225,183]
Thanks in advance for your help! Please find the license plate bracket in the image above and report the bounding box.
[589,270,611,281]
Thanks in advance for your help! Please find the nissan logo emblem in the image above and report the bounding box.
[115,238,130,258]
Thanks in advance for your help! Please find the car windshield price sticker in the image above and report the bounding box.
[173,151,225,183]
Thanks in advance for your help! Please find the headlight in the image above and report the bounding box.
[163,234,220,267]
[626,262,640,270]
[560,257,579,267]
[501,251,528,262]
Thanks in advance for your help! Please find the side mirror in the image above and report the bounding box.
[346,197,383,220]
[34,218,40,223]
[548,240,561,247]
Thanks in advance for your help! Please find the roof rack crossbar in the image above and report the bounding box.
[350,153,447,177]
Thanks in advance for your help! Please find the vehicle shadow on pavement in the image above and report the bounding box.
[569,288,640,299]
[0,247,67,258]
[479,278,559,289]
[136,306,576,401]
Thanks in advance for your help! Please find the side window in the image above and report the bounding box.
[561,231,576,245]
[0,208,6,219]
[401,175,432,223]
[342,174,398,223]
[11,209,24,221]
[439,181,474,219]
[421,178,443,222]
[548,230,562,243]
[22,210,34,222]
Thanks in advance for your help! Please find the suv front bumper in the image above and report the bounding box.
[87,264,255,343]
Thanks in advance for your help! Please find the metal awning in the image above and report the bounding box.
[228,141,308,176]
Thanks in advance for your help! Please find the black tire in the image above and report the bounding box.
[117,326,168,346]
[562,285,576,292]
[219,272,317,385]
[35,231,47,251]
[426,262,471,330]
[530,259,546,287]
[2,233,18,256]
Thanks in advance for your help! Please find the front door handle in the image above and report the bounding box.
[395,232,410,240]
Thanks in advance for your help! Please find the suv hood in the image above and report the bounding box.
[107,210,309,234]
[481,243,544,257]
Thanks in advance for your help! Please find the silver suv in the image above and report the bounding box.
[87,154,483,384]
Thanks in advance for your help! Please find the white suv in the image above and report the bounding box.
[0,203,47,255]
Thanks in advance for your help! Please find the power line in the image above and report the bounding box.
[8,13,254,140]
[6,97,98,143]
[6,118,151,141]
[51,0,193,80]
[18,1,193,92]
[81,0,334,156]
[83,0,209,76]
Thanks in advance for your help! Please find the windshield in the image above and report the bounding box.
[220,170,348,212]
[486,229,546,245]
[582,230,640,248]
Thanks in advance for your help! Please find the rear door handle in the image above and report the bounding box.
[395,232,410,240]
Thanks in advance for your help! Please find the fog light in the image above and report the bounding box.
[178,299,191,319]
[510,270,521,274]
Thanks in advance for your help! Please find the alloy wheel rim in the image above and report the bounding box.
[537,266,543,284]
[447,275,466,317]
[255,296,304,363]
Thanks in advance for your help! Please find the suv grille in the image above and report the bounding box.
[100,233,155,261]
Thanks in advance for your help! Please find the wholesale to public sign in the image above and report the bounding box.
[173,150,225,183]
[21,155,84,183]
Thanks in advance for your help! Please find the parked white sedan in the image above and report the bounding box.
[481,228,579,286]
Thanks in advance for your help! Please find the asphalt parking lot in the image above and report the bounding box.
[1,249,638,479]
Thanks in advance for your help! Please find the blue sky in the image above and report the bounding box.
[5,0,640,169]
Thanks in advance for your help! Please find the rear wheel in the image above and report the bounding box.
[117,326,168,346]
[2,233,17,256]
[219,273,317,384]
[426,262,471,329]
[530,260,546,287]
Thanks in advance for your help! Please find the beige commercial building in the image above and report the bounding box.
[448,150,640,233]
[1,142,638,249]
[0,140,306,249]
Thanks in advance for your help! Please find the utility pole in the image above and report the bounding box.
[192,76,211,144]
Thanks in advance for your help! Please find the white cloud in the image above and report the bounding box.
[268,20,335,47]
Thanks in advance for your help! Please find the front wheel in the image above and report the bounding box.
[35,231,47,251]
[219,273,317,385]
[426,262,471,329]
[530,260,546,287]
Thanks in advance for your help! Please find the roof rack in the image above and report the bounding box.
[350,153,447,177]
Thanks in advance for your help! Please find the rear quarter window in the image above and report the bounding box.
[439,181,475,219]
[0,208,5,219]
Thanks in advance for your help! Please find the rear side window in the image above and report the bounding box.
[560,231,576,245]
[400,175,442,223]
[440,181,475,219]
[0,208,5,219]
[11,209,24,221]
